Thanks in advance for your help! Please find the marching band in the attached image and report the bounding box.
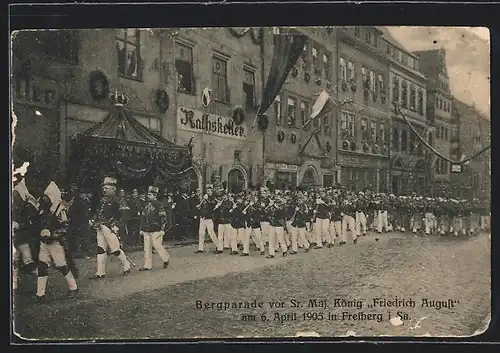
[12,173,490,302]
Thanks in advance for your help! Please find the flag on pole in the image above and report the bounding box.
[302,90,337,129]
[251,28,307,129]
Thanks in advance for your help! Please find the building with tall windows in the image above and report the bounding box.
[336,26,391,192]
[379,28,430,195]
[414,48,454,196]
[169,28,265,194]
[12,29,170,190]
[450,98,491,202]
[11,28,265,194]
[262,27,339,189]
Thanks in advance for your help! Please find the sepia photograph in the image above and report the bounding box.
[10,26,491,340]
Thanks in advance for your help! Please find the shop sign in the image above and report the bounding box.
[177,107,246,140]
[13,75,59,108]
[276,163,298,172]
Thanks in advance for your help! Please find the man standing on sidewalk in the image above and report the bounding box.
[138,186,170,271]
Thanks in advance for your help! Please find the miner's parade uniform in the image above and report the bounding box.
[89,176,131,278]
[290,199,311,254]
[214,195,235,254]
[314,196,332,248]
[195,184,218,253]
[230,197,247,255]
[36,181,78,302]
[355,194,368,237]
[329,200,343,244]
[138,186,171,271]
[12,178,39,276]
[342,200,358,245]
[244,197,266,255]
[267,198,288,258]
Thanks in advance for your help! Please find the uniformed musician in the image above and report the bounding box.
[138,186,171,271]
[88,176,131,279]
[195,184,218,253]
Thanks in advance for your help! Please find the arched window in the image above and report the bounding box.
[228,168,246,194]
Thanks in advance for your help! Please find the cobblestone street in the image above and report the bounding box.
[13,232,491,340]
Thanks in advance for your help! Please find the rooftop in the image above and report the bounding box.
[376,26,413,54]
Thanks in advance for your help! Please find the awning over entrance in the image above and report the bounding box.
[71,105,192,188]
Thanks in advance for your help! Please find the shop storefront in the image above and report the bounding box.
[338,152,389,192]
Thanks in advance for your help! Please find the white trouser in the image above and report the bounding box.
[96,225,130,276]
[233,228,246,251]
[268,226,287,256]
[356,211,367,236]
[17,243,34,265]
[143,231,170,269]
[37,241,77,297]
[245,227,265,252]
[198,218,218,251]
[480,215,490,230]
[329,220,342,243]
[291,226,310,252]
[305,222,314,243]
[217,223,234,251]
[315,218,331,246]
[342,215,357,242]
[260,221,270,244]
[284,221,292,247]
[424,213,434,235]
[39,241,67,267]
[377,211,388,233]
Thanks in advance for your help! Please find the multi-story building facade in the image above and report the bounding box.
[336,26,391,192]
[262,27,339,189]
[379,29,430,195]
[415,48,454,196]
[170,27,265,193]
[11,28,265,194]
[450,99,491,202]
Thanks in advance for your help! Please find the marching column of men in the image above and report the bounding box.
[193,183,490,257]
[12,174,490,302]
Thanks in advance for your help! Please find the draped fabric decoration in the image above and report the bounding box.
[395,105,491,165]
[72,105,192,188]
[252,28,308,128]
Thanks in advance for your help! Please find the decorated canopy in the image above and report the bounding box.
[70,105,192,188]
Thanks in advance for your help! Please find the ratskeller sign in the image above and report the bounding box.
[177,107,246,140]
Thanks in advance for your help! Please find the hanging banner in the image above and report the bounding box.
[177,107,247,140]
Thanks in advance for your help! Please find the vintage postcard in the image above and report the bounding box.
[11,26,491,340]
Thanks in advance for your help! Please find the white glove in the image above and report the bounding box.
[12,221,19,230]
[243,210,247,215]
[139,231,145,236]
[159,231,165,237]
[313,209,317,213]
[295,207,299,211]
[250,201,254,206]
[204,194,208,200]
[89,220,94,226]
[112,226,119,233]
[172,203,176,209]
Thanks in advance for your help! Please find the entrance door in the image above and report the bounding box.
[302,168,318,187]
[228,168,246,193]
